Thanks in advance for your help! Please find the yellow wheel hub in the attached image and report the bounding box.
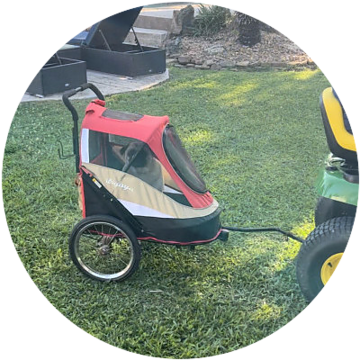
[320,253,343,285]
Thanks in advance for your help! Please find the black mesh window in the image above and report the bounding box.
[87,131,164,192]
[163,125,207,193]
[88,130,104,163]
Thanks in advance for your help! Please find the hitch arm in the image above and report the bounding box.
[222,226,305,243]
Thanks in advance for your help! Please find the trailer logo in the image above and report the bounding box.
[106,178,134,192]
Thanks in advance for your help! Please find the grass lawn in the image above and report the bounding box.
[3,67,330,358]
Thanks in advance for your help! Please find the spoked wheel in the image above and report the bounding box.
[296,216,354,302]
[69,215,141,281]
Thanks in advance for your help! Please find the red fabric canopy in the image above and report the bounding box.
[81,100,214,208]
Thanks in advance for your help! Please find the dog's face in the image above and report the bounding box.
[111,142,149,168]
[123,142,143,163]
[109,141,164,191]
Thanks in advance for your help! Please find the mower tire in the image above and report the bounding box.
[296,216,354,302]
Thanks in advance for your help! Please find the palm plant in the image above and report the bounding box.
[235,12,261,47]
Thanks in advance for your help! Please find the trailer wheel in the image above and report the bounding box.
[296,216,354,302]
[69,215,141,282]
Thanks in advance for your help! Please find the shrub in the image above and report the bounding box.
[192,4,231,37]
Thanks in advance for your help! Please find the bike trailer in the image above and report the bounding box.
[75,89,222,245]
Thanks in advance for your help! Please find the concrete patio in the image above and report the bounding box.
[21,69,169,102]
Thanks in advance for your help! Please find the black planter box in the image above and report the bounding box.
[81,44,165,77]
[58,44,82,60]
[27,56,87,96]
[74,7,166,77]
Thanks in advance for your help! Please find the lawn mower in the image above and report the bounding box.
[61,83,304,283]
[296,87,358,302]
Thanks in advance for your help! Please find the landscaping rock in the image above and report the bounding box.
[204,59,215,67]
[206,45,225,55]
[219,60,236,68]
[236,61,250,67]
[195,64,210,70]
[194,58,204,65]
[171,5,195,36]
[210,63,222,71]
[178,56,191,65]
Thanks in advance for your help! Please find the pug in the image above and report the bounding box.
[111,142,164,191]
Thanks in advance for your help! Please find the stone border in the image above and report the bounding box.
[167,57,316,71]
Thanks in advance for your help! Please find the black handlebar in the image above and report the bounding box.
[63,82,105,101]
[62,83,105,173]
[62,83,105,121]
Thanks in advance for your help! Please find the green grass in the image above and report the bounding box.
[3,67,330,358]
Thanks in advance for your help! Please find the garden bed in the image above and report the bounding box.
[167,27,314,71]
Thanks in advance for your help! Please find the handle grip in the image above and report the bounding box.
[62,83,105,119]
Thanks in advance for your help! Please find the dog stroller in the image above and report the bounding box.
[62,84,303,282]
[63,84,222,281]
